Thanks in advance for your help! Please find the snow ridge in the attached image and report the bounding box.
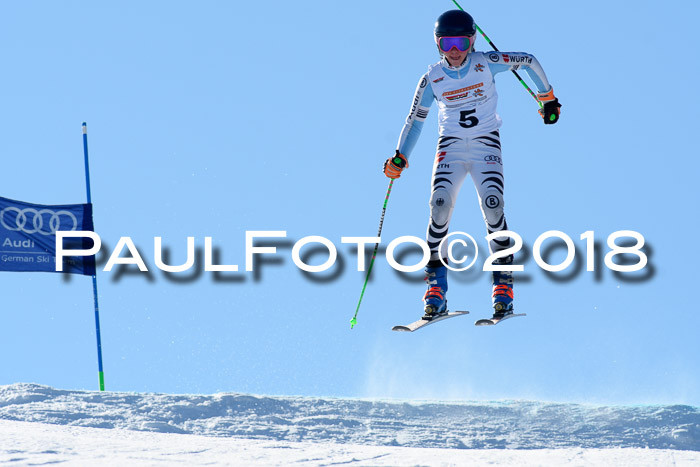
[0,383,698,451]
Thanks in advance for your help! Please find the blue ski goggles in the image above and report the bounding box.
[437,35,474,53]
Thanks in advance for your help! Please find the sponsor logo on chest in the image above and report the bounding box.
[442,82,484,102]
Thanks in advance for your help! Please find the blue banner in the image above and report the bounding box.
[0,196,95,275]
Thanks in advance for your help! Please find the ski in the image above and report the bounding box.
[474,313,526,326]
[392,311,469,332]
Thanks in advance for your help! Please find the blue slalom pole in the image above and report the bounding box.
[82,122,105,391]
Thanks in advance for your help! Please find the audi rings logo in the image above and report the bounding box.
[0,207,78,235]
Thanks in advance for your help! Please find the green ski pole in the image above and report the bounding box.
[350,178,395,329]
[451,0,543,109]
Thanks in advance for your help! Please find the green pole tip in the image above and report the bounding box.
[350,317,357,329]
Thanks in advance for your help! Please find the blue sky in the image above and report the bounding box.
[0,0,698,405]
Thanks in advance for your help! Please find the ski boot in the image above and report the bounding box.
[491,255,514,319]
[423,264,448,320]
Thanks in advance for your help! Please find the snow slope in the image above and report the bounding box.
[3,420,699,466]
[0,383,698,465]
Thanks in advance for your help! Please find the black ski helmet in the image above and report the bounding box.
[434,10,476,38]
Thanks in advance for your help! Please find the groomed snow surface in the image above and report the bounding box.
[0,384,698,466]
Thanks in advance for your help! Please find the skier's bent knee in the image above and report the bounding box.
[429,188,453,225]
[481,189,504,225]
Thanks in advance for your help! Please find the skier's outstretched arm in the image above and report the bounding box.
[487,52,551,92]
[384,74,436,179]
[397,74,435,159]
[487,52,561,124]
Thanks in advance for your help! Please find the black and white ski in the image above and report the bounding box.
[392,311,469,332]
[474,313,526,326]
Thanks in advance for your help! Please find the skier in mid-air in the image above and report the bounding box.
[383,10,561,322]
